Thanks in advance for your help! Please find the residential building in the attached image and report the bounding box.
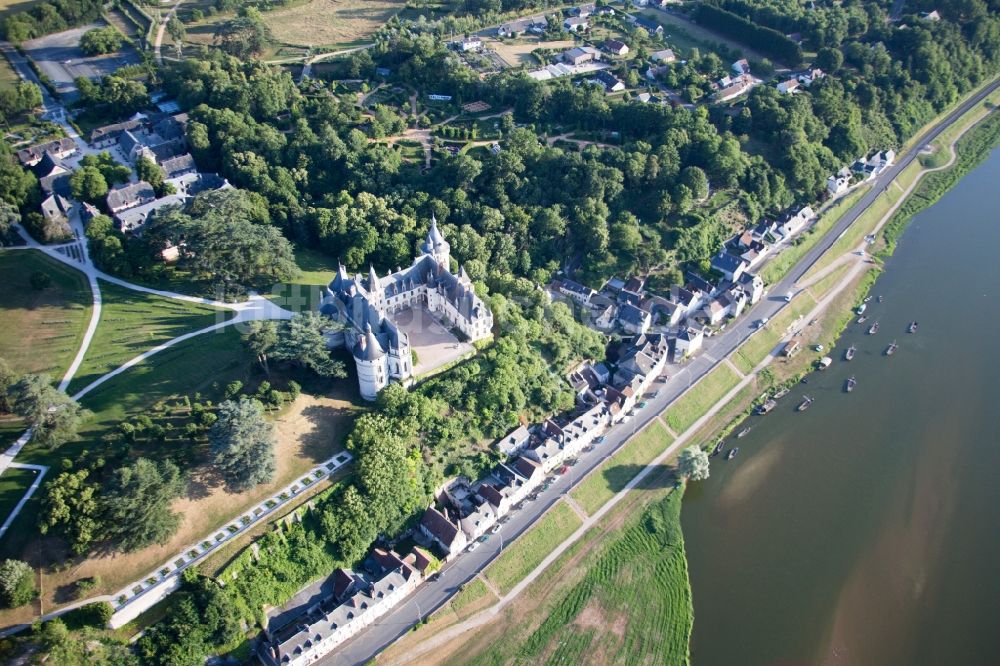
[89,118,145,148]
[650,48,676,63]
[714,74,757,102]
[603,39,629,56]
[619,302,651,334]
[732,58,750,75]
[419,506,467,559]
[40,193,72,226]
[563,16,589,32]
[920,10,941,20]
[562,46,600,66]
[778,205,815,238]
[159,153,197,179]
[710,250,748,281]
[645,65,671,81]
[827,170,852,195]
[777,77,800,94]
[594,69,625,92]
[321,218,493,400]
[34,152,72,196]
[555,277,596,305]
[449,36,482,52]
[496,425,531,457]
[259,551,420,666]
[116,194,186,233]
[106,181,156,214]
[496,16,546,37]
[594,303,617,330]
[797,68,825,86]
[674,326,704,361]
[634,16,664,35]
[16,138,75,167]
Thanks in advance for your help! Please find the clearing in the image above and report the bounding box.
[0,249,91,378]
[66,280,231,395]
[263,0,405,48]
[488,37,575,68]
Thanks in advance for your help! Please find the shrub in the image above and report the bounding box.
[0,559,34,608]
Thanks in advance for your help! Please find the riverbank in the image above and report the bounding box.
[682,135,1000,666]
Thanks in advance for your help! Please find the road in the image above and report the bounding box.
[315,75,1000,666]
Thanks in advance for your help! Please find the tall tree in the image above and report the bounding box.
[69,166,108,204]
[39,469,101,555]
[208,398,276,491]
[242,320,278,376]
[9,374,82,448]
[101,459,186,552]
[0,559,34,608]
[273,312,345,378]
[678,445,710,481]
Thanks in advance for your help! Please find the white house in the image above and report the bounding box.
[731,59,750,75]
[496,425,531,457]
[651,48,676,63]
[674,326,704,361]
[564,16,589,32]
[777,78,800,94]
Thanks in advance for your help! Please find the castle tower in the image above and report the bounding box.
[367,265,384,313]
[353,323,388,400]
[421,215,450,268]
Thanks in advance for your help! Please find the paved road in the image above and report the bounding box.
[316,75,1000,666]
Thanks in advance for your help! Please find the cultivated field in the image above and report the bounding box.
[264,0,406,48]
[0,250,91,378]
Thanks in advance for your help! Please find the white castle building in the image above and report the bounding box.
[321,217,494,400]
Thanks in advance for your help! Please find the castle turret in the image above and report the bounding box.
[353,323,388,400]
[421,215,450,267]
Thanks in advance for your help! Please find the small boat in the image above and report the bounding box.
[845,344,856,361]
[845,376,857,393]
[818,356,832,370]
[857,303,868,314]
[756,399,777,415]
[877,295,884,303]
[711,440,725,457]
[885,340,898,356]
[863,296,872,304]
[908,321,918,333]
[772,387,790,399]
[868,320,880,335]
[726,447,739,460]
[857,315,868,324]
[797,396,814,412]
[737,426,752,438]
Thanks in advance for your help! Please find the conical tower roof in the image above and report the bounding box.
[353,322,385,361]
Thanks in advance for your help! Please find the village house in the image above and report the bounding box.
[106,181,156,215]
[563,16,589,32]
[777,77,801,94]
[777,205,815,238]
[496,425,532,457]
[797,68,825,87]
[619,302,652,334]
[16,137,76,167]
[650,48,676,63]
[34,152,72,196]
[673,326,704,361]
[40,193,72,228]
[731,59,750,75]
[496,16,546,37]
[634,16,664,35]
[562,46,600,66]
[595,69,626,92]
[827,167,852,195]
[852,150,896,181]
[710,250,749,281]
[714,74,757,102]
[554,277,597,305]
[419,506,467,560]
[260,551,420,666]
[603,39,629,56]
[116,194,186,233]
[645,64,671,81]
[449,36,482,52]
[594,303,617,330]
[89,118,146,148]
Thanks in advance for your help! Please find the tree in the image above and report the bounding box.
[678,445,710,481]
[0,559,34,607]
[273,312,345,378]
[214,13,271,59]
[243,320,278,376]
[0,201,20,245]
[100,459,186,552]
[0,357,15,412]
[9,374,82,448]
[80,26,122,55]
[208,398,276,491]
[39,469,101,555]
[135,156,166,195]
[69,166,108,204]
[815,46,844,73]
[680,166,709,201]
[166,16,186,43]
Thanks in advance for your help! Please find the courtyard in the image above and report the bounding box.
[392,306,473,377]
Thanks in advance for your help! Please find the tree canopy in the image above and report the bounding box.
[100,458,186,552]
[209,397,276,491]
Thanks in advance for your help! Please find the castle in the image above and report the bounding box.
[321,218,494,400]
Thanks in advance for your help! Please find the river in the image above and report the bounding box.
[682,147,1000,666]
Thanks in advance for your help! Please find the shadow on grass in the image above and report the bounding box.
[601,463,678,495]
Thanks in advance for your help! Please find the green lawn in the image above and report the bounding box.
[0,250,91,379]
[66,280,230,395]
[0,467,38,526]
[571,420,674,515]
[484,500,582,595]
[459,490,693,666]
[665,363,741,434]
[448,577,493,617]
[734,293,817,371]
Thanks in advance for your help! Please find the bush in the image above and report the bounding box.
[79,26,123,56]
[62,601,114,629]
[0,559,35,608]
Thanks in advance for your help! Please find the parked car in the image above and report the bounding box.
[785,290,794,302]
[756,317,769,329]
[566,458,579,466]
[477,534,490,543]
[558,465,569,475]
[489,524,502,535]
[638,401,648,409]
[596,436,606,444]
[466,541,480,553]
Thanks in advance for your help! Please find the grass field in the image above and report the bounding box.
[0,250,91,379]
[665,363,741,434]
[0,467,37,525]
[571,420,674,515]
[264,0,405,48]
[66,280,230,395]
[458,490,693,666]
[484,500,582,595]
[734,292,817,372]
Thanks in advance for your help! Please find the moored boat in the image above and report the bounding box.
[845,376,857,393]
[886,340,898,356]
[845,344,857,361]
[857,303,868,314]
[726,447,739,460]
[857,315,868,324]
[711,440,725,457]
[772,387,790,399]
[797,396,814,412]
[756,399,778,415]
[878,295,884,303]
[737,426,752,438]
[908,321,918,333]
[818,356,833,370]
[868,320,880,335]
